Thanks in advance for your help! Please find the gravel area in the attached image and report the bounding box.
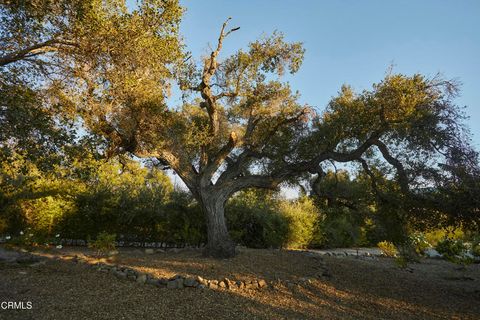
[0,246,479,319]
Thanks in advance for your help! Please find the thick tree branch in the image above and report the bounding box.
[358,157,385,201]
[155,150,198,191]
[215,148,265,185]
[216,131,383,195]
[198,18,239,137]
[371,139,410,193]
[201,131,239,184]
[0,38,76,66]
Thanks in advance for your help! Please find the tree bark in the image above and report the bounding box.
[199,192,236,258]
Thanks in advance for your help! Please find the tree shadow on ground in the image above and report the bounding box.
[1,246,479,320]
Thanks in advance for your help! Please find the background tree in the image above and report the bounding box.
[0,0,184,239]
[1,0,183,163]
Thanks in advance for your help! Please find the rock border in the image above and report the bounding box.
[2,247,331,291]
[75,253,330,291]
[73,256,271,291]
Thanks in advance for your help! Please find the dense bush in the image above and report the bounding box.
[435,238,466,260]
[280,197,322,248]
[226,190,288,248]
[317,207,369,248]
[226,191,325,249]
[310,170,393,248]
[2,154,475,251]
[0,156,205,244]
[161,191,206,245]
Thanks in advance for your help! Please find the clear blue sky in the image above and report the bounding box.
[176,0,480,147]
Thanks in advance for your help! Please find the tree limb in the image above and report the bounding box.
[371,139,410,193]
[0,38,76,66]
[198,18,239,137]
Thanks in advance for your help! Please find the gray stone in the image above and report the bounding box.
[167,280,177,289]
[198,284,206,289]
[127,274,137,281]
[145,248,154,254]
[184,277,198,287]
[126,269,137,276]
[464,252,475,259]
[146,278,159,286]
[300,278,312,283]
[115,271,127,279]
[424,248,442,259]
[136,274,147,284]
[175,278,184,288]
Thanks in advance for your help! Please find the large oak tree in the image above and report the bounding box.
[2,2,477,257]
[76,17,477,257]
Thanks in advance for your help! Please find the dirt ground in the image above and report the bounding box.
[0,246,479,320]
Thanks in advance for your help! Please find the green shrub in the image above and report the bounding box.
[409,232,431,255]
[88,232,116,255]
[162,191,206,245]
[435,238,466,260]
[226,190,288,248]
[377,241,397,257]
[280,197,320,248]
[321,208,362,248]
[471,243,480,257]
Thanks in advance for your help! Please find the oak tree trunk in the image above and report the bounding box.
[200,193,236,258]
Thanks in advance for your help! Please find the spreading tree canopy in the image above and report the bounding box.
[1,3,478,258]
[1,0,183,164]
[72,18,477,257]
